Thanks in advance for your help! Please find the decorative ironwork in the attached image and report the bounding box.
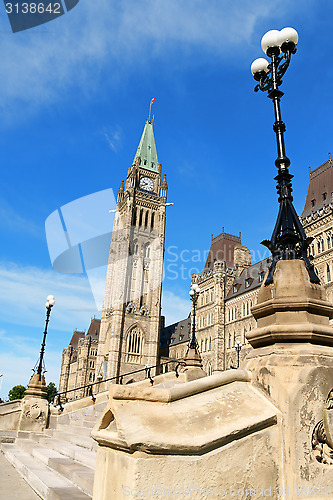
[252,39,320,286]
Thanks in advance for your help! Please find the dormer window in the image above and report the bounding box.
[259,272,264,283]
[323,192,327,201]
[233,285,237,293]
[245,278,250,288]
[311,199,316,207]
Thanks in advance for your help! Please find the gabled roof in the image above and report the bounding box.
[204,230,242,270]
[226,258,270,300]
[132,119,159,173]
[160,314,191,348]
[69,330,85,348]
[302,159,333,218]
[86,318,101,340]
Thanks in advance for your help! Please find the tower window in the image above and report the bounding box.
[126,327,144,364]
[323,192,327,201]
[311,199,316,207]
[327,264,331,283]
[139,209,143,226]
[151,212,155,230]
[145,211,149,227]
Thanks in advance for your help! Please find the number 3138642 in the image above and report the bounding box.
[5,3,62,14]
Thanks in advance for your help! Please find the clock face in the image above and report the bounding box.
[140,177,154,191]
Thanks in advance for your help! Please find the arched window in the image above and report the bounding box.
[328,236,331,250]
[144,244,150,258]
[209,337,212,350]
[228,333,232,349]
[233,331,236,346]
[151,212,155,230]
[243,328,247,343]
[145,211,149,227]
[207,363,213,376]
[139,209,143,226]
[205,338,208,351]
[327,264,331,283]
[318,241,321,254]
[126,326,144,364]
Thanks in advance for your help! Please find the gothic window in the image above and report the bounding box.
[207,363,213,376]
[201,339,204,352]
[322,240,325,252]
[243,328,247,343]
[145,211,149,227]
[259,272,264,282]
[209,337,212,350]
[233,332,236,347]
[151,212,155,230]
[139,209,143,226]
[245,278,250,288]
[205,338,208,351]
[327,264,331,283]
[318,241,321,254]
[126,326,144,364]
[328,236,332,250]
[144,244,150,258]
[228,333,232,349]
[132,210,137,226]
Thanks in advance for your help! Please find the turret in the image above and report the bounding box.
[117,180,124,203]
[160,173,168,197]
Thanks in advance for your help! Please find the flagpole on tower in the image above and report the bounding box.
[148,97,156,121]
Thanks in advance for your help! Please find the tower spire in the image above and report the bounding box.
[132,118,159,173]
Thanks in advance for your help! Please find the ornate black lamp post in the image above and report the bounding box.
[188,283,201,352]
[33,295,55,381]
[251,27,319,286]
[235,340,242,369]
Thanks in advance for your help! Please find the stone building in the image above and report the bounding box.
[59,155,333,394]
[58,318,100,399]
[166,156,333,370]
[95,118,167,382]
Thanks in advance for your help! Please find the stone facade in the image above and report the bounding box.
[58,319,100,400]
[95,119,167,383]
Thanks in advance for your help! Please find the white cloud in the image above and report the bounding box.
[161,289,190,326]
[0,0,295,113]
[104,126,122,153]
[0,261,98,331]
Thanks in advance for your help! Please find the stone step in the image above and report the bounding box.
[30,435,96,469]
[54,422,94,437]
[44,429,97,452]
[1,443,91,500]
[0,430,17,443]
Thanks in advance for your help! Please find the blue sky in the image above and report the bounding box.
[1,0,333,399]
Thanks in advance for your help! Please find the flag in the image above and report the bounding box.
[150,97,156,104]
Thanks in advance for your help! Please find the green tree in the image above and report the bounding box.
[46,382,57,403]
[8,385,26,401]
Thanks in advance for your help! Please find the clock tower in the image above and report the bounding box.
[96,118,168,382]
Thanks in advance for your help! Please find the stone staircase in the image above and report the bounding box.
[0,399,107,500]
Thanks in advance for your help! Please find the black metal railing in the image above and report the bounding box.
[52,359,186,411]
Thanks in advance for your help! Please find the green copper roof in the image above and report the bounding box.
[132,119,159,173]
